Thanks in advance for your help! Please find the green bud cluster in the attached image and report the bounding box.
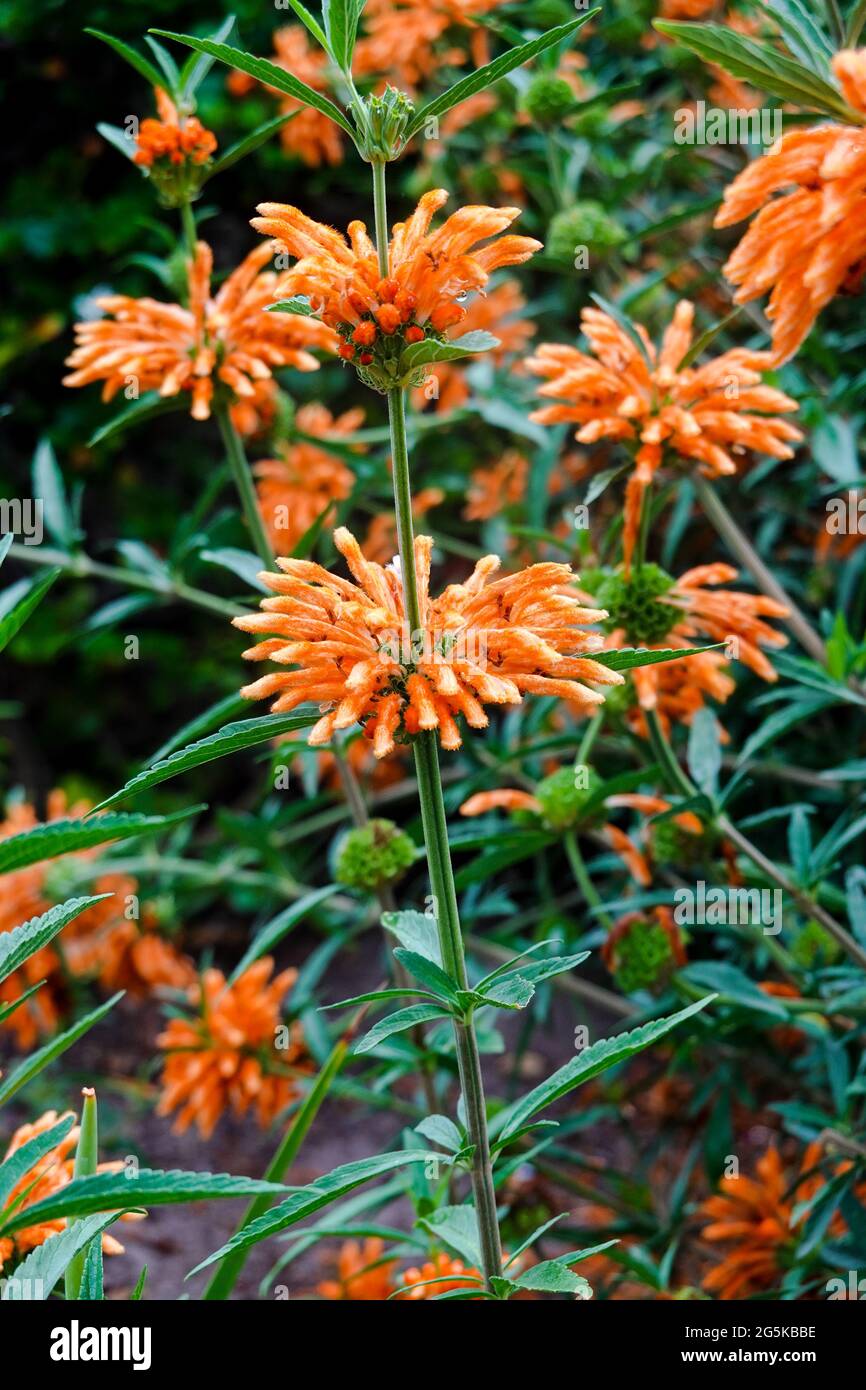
[588,564,679,645]
[535,765,604,832]
[359,87,415,162]
[547,203,626,262]
[335,818,416,891]
[608,916,680,994]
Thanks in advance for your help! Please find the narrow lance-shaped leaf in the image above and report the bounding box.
[0,994,123,1110]
[187,1151,445,1276]
[0,807,204,875]
[149,32,357,139]
[491,996,716,1143]
[0,570,61,653]
[0,1169,295,1236]
[354,1003,452,1055]
[91,713,317,811]
[1,1214,120,1301]
[406,12,599,138]
[0,1114,76,1211]
[85,28,168,93]
[0,897,112,987]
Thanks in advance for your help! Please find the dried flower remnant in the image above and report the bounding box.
[64,241,338,420]
[233,526,624,757]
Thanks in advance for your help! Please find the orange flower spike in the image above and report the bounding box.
[233,528,623,758]
[714,51,866,362]
[527,300,802,567]
[64,241,338,420]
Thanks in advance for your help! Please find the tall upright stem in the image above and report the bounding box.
[692,474,826,665]
[180,198,198,260]
[214,399,274,570]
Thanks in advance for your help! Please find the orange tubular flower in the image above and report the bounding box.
[254,403,363,553]
[460,785,700,888]
[227,27,343,167]
[715,50,866,363]
[397,1252,483,1299]
[354,0,507,90]
[251,190,541,390]
[464,451,528,522]
[527,301,801,567]
[157,958,308,1138]
[414,278,536,414]
[581,560,788,736]
[0,792,189,1046]
[318,1238,398,1300]
[699,1142,843,1299]
[233,526,624,757]
[0,1111,136,1273]
[133,87,216,171]
[64,240,338,421]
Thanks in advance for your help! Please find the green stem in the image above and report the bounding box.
[692,473,826,666]
[382,378,502,1283]
[203,1038,348,1299]
[180,199,198,260]
[214,398,274,570]
[645,708,695,800]
[564,831,614,932]
[7,542,241,619]
[372,160,389,278]
[577,710,603,767]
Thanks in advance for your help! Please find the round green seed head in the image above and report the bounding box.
[524,74,576,127]
[591,563,679,645]
[335,819,416,892]
[546,203,626,262]
[535,765,604,831]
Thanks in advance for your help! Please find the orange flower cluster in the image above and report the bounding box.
[716,50,866,363]
[0,793,192,1048]
[699,1142,840,1298]
[64,240,337,420]
[317,1237,398,1300]
[527,301,801,566]
[396,1252,483,1299]
[254,403,362,553]
[0,1110,137,1274]
[354,0,505,90]
[464,451,528,522]
[227,27,343,167]
[133,87,217,169]
[233,527,624,757]
[415,279,536,413]
[251,190,541,378]
[157,958,309,1138]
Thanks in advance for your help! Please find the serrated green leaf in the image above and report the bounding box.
[87,391,188,447]
[393,948,460,1002]
[208,112,297,177]
[399,330,500,376]
[150,33,356,138]
[414,1115,463,1153]
[354,1003,451,1054]
[0,807,203,875]
[654,21,862,122]
[0,994,122,1110]
[178,13,237,101]
[79,1238,104,1300]
[0,897,111,986]
[491,997,716,1143]
[1,1214,120,1300]
[323,0,359,70]
[187,1150,443,1276]
[381,909,442,966]
[148,691,248,764]
[32,439,74,548]
[85,28,167,92]
[406,13,598,138]
[92,713,317,811]
[0,1169,293,1236]
[0,1114,76,1210]
[0,569,61,653]
[267,296,318,317]
[594,644,723,673]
